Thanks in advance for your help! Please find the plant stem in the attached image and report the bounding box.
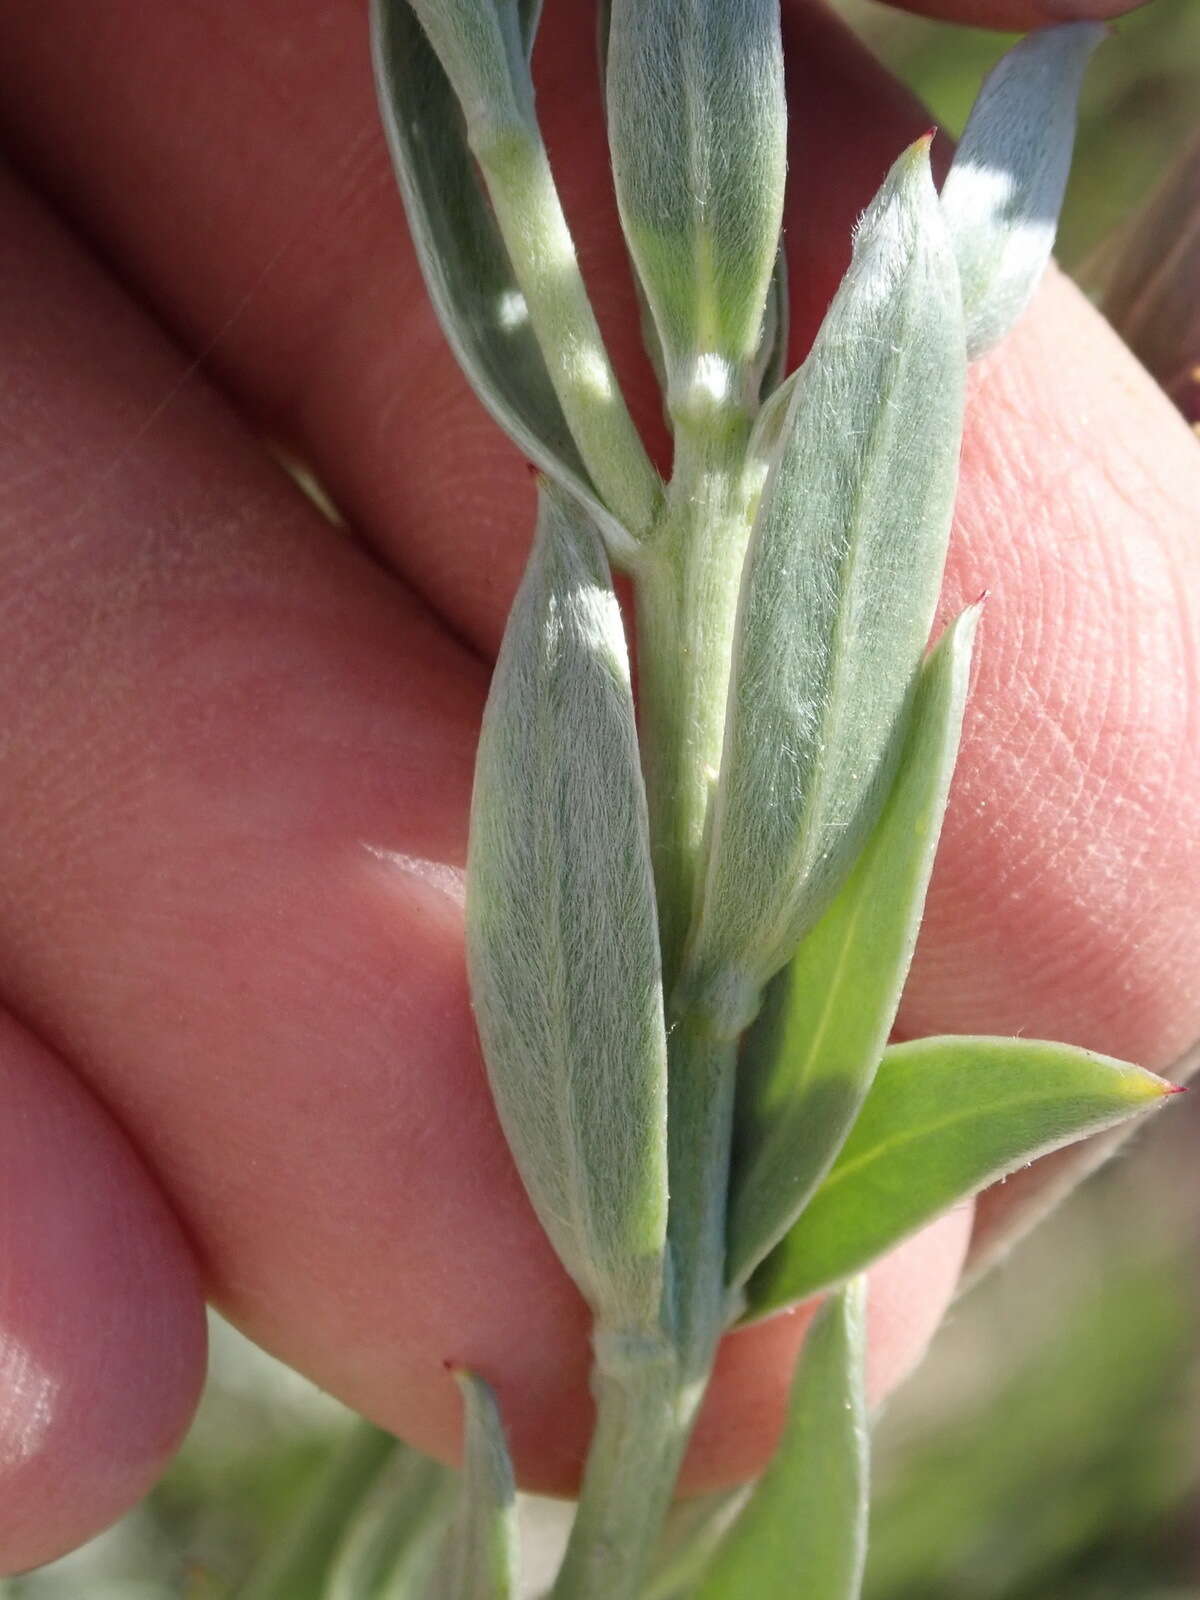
[553,416,756,1600]
[476,125,662,540]
[663,1016,742,1379]
[551,1335,688,1600]
[640,416,756,1372]
[635,421,754,993]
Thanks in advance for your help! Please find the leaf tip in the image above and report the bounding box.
[902,129,937,172]
[1127,1068,1185,1106]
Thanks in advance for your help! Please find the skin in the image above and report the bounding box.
[0,0,1195,1574]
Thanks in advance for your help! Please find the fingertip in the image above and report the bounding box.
[0,1016,207,1575]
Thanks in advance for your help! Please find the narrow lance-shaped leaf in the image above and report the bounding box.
[726,605,980,1295]
[962,1031,1200,1292]
[744,1036,1176,1323]
[437,1372,519,1600]
[942,22,1104,361]
[694,1280,869,1600]
[606,0,786,412]
[688,137,966,1028]
[371,0,651,560]
[466,480,669,1334]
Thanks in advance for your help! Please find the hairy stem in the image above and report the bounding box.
[635,422,754,992]
[553,417,756,1600]
[551,1335,687,1600]
[476,125,662,539]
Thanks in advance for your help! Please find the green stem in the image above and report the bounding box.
[477,125,662,540]
[553,417,756,1600]
[664,1018,741,1379]
[639,419,756,1371]
[635,422,754,992]
[552,1335,688,1600]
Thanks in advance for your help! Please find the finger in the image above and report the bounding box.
[0,1012,205,1573]
[3,0,1198,1498]
[0,167,962,1504]
[3,5,1196,1071]
[0,0,920,656]
[877,0,1148,30]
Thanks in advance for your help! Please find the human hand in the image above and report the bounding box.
[0,0,1195,1574]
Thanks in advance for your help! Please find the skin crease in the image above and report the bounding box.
[0,0,1195,1572]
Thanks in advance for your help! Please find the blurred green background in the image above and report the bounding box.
[6,3,1198,1596]
[844,0,1200,273]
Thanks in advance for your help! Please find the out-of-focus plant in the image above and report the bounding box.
[1090,127,1200,426]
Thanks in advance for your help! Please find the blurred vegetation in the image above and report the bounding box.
[10,1093,1197,1599]
[865,1092,1200,1599]
[841,0,1200,270]
[7,5,1198,1597]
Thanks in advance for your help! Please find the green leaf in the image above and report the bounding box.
[745,1037,1174,1322]
[439,1372,519,1600]
[370,0,636,561]
[325,1445,455,1600]
[726,605,980,1293]
[694,1280,869,1600]
[606,0,786,410]
[466,480,669,1333]
[689,137,966,1026]
[942,23,1104,360]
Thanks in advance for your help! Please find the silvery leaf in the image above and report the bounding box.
[438,1372,519,1600]
[690,138,966,1024]
[466,480,670,1333]
[744,1037,1174,1322]
[725,606,979,1293]
[606,0,786,408]
[693,1281,869,1600]
[942,23,1104,361]
[370,0,634,562]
